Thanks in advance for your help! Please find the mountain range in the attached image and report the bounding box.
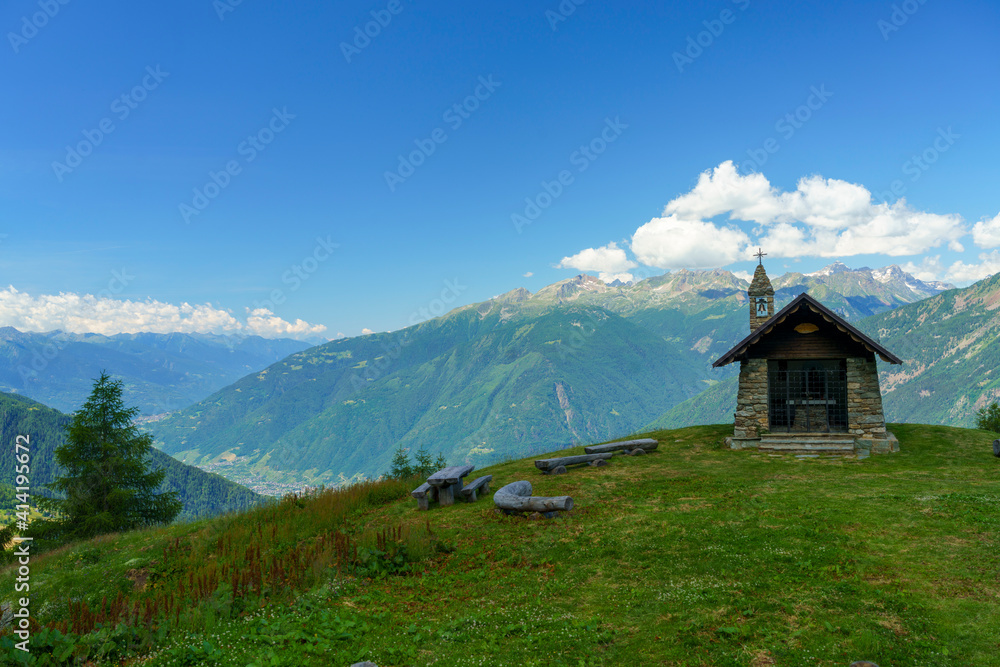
[0,328,310,416]
[147,263,960,487]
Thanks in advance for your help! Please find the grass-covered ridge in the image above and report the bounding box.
[3,423,1000,665]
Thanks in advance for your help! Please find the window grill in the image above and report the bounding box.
[767,364,848,433]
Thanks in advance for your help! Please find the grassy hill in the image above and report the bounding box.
[4,423,998,665]
[0,392,263,521]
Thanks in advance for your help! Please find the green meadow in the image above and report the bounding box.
[3,423,999,666]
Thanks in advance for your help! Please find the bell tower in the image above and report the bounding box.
[748,248,774,332]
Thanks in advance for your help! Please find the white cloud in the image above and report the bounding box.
[245,308,327,338]
[632,215,750,269]
[558,242,638,282]
[731,270,752,282]
[522,271,534,278]
[972,212,1000,248]
[630,161,967,267]
[942,250,1000,285]
[900,256,945,282]
[901,251,1000,286]
[361,327,374,335]
[0,287,326,340]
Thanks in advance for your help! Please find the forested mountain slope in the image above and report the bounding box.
[0,392,263,519]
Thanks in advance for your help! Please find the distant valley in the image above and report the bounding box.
[0,328,310,415]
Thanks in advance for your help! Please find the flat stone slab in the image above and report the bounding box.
[426,465,475,486]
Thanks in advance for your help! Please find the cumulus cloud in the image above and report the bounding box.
[972,212,1000,248]
[941,250,1000,285]
[566,161,970,274]
[558,242,638,283]
[0,287,326,340]
[900,256,946,282]
[245,308,327,338]
[902,251,1000,286]
[632,216,750,269]
[361,327,374,335]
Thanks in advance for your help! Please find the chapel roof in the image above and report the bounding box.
[712,292,903,367]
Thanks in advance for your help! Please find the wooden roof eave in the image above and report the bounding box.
[712,292,903,367]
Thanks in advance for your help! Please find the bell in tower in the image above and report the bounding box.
[748,248,774,332]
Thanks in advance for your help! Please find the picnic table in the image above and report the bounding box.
[425,464,475,507]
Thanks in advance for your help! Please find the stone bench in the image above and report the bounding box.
[534,452,612,474]
[583,438,658,456]
[493,480,573,518]
[410,482,439,511]
[460,475,493,502]
[426,464,475,506]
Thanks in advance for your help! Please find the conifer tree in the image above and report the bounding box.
[36,372,181,541]
[388,445,413,479]
[413,446,435,477]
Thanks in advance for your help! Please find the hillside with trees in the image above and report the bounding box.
[0,391,263,521]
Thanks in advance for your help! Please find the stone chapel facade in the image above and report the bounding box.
[713,261,902,455]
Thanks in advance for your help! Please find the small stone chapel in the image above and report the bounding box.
[713,253,903,455]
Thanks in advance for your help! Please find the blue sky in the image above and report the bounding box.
[2,0,998,339]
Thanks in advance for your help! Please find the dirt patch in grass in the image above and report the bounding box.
[125,568,149,591]
[750,649,776,666]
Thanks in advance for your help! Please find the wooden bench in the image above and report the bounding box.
[583,438,658,455]
[534,452,612,474]
[493,480,573,518]
[410,482,439,511]
[426,464,475,506]
[460,475,493,502]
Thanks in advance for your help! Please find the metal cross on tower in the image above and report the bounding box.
[754,248,766,265]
